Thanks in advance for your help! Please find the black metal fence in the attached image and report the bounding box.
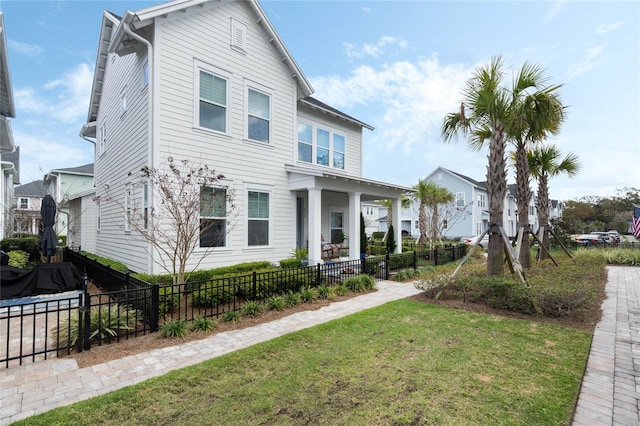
[1,244,466,367]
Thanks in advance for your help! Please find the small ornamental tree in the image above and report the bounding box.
[103,157,235,284]
[386,224,397,254]
[360,212,368,256]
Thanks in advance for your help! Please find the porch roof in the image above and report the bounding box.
[285,164,413,201]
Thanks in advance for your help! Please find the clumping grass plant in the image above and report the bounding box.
[52,305,139,347]
[192,316,216,332]
[160,320,189,338]
[267,296,286,311]
[222,311,240,323]
[241,301,263,318]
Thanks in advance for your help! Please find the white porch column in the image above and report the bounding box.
[348,192,361,259]
[393,196,402,254]
[307,187,323,264]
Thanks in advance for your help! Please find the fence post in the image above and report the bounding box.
[434,247,439,266]
[82,273,91,351]
[361,256,366,275]
[413,250,417,270]
[316,263,321,285]
[385,252,390,280]
[252,271,257,300]
[125,272,130,290]
[150,284,159,332]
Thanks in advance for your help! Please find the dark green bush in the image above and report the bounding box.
[80,251,130,272]
[371,231,385,240]
[158,286,181,316]
[7,250,29,268]
[1,236,40,261]
[191,284,233,307]
[279,258,301,269]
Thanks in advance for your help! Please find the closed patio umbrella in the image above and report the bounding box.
[40,194,57,263]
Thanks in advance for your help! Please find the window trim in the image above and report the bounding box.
[246,189,271,247]
[245,82,272,144]
[329,210,345,245]
[297,121,347,170]
[98,122,106,157]
[124,187,131,232]
[194,61,230,135]
[455,192,465,208]
[19,197,28,209]
[199,186,228,248]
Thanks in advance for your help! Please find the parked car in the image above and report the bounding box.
[575,234,608,246]
[460,234,490,248]
[607,230,621,244]
[591,232,614,244]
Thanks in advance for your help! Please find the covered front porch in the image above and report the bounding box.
[286,165,413,265]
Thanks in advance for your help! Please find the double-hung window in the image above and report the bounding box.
[198,69,227,133]
[98,123,106,157]
[247,88,270,143]
[124,187,131,232]
[456,192,465,208]
[143,183,149,230]
[247,191,269,246]
[19,198,28,209]
[297,124,312,162]
[333,134,345,170]
[200,187,227,247]
[330,211,344,244]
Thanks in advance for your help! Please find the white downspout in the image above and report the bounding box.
[122,15,155,275]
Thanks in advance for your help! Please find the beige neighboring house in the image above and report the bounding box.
[80,0,411,273]
[1,12,18,240]
[43,164,95,241]
[13,180,47,235]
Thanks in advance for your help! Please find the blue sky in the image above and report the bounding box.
[1,0,638,202]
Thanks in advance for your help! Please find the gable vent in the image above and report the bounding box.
[231,18,246,52]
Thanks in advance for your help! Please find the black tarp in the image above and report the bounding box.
[0,262,84,299]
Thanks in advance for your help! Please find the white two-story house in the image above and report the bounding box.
[1,12,17,240]
[423,167,538,240]
[80,0,411,274]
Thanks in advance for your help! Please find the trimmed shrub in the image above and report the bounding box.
[158,285,181,316]
[279,258,301,269]
[79,251,130,272]
[191,283,233,307]
[1,236,40,261]
[7,250,29,269]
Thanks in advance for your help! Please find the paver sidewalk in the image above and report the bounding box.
[0,281,422,425]
[572,266,640,426]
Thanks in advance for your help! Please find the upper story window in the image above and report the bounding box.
[124,187,131,232]
[98,122,107,157]
[19,198,28,209]
[198,68,227,133]
[121,92,127,116]
[455,192,465,208]
[247,88,270,143]
[143,61,149,86]
[143,183,149,230]
[200,186,227,247]
[477,193,486,209]
[297,123,346,170]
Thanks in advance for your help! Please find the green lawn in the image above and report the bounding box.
[17,299,591,425]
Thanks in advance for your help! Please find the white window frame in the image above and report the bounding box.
[199,186,228,248]
[98,122,106,157]
[194,61,229,134]
[19,198,28,209]
[456,192,465,208]
[245,82,272,144]
[329,210,345,245]
[477,193,486,209]
[297,121,347,170]
[247,189,271,247]
[124,187,131,232]
[143,183,149,230]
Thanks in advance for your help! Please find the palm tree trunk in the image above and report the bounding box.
[418,202,428,245]
[431,207,439,249]
[487,126,507,276]
[537,175,551,260]
[515,147,532,268]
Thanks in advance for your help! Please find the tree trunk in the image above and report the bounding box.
[417,202,428,245]
[515,147,532,268]
[431,207,439,250]
[537,175,551,260]
[486,126,507,277]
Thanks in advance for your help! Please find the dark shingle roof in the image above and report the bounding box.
[51,163,94,175]
[14,180,47,197]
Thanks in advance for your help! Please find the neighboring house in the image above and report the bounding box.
[1,12,17,240]
[43,164,95,238]
[420,167,544,240]
[549,200,565,221]
[13,180,47,235]
[80,0,410,273]
[361,201,381,238]
[376,205,419,239]
[67,190,97,253]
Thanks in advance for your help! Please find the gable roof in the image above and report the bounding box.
[84,0,313,130]
[15,180,47,198]
[48,163,95,176]
[301,97,374,131]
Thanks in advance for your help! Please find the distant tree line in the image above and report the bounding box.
[553,187,640,235]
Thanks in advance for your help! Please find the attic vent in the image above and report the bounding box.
[231,18,246,53]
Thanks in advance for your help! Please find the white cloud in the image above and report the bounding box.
[15,63,92,124]
[567,45,604,81]
[7,39,45,57]
[361,7,372,14]
[595,22,623,34]
[543,0,567,24]
[343,36,408,59]
[310,55,475,157]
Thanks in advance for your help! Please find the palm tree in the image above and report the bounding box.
[442,56,560,276]
[527,145,581,260]
[413,179,453,248]
[377,195,410,240]
[508,71,566,268]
